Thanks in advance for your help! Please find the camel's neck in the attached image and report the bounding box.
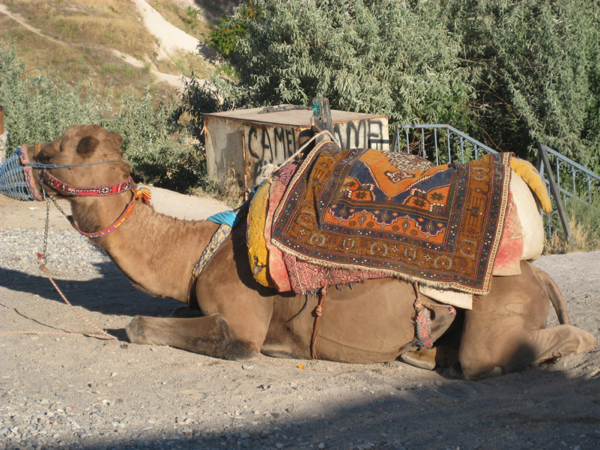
[70,194,221,302]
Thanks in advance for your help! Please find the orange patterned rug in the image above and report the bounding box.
[271,142,512,294]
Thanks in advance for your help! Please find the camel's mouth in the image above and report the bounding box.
[0,147,44,201]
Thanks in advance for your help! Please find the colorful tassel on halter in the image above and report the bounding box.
[135,187,152,204]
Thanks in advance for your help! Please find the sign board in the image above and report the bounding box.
[204,106,389,190]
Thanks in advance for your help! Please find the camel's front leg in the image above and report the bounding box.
[125,314,264,361]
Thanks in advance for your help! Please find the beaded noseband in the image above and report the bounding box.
[40,170,135,197]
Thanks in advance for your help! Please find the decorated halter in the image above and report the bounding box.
[0,144,152,239]
[40,170,135,197]
[40,171,152,239]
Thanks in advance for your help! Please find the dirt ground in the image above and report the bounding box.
[1,190,599,450]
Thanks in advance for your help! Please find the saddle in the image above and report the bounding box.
[249,140,521,299]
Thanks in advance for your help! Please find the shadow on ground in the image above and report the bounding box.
[6,368,598,450]
[0,265,182,318]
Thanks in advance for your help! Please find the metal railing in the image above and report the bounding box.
[391,124,600,243]
[390,124,498,163]
[537,144,600,244]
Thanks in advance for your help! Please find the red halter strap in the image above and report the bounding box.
[40,170,134,197]
[40,170,150,239]
[67,201,136,239]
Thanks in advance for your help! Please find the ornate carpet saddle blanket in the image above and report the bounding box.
[270,141,513,295]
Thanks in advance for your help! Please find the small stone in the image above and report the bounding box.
[242,365,254,370]
[435,380,443,387]
[111,372,117,377]
[275,444,284,449]
[318,443,326,449]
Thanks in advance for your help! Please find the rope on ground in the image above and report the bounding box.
[0,256,117,340]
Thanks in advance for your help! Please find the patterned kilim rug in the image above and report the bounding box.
[271,142,512,294]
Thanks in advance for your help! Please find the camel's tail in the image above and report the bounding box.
[510,158,552,213]
[530,265,570,325]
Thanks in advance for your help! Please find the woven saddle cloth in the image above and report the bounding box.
[263,141,513,296]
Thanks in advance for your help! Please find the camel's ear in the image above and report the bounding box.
[77,136,100,155]
[109,132,124,148]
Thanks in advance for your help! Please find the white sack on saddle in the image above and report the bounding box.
[420,285,473,310]
[510,169,544,262]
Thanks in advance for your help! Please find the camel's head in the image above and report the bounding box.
[31,125,131,199]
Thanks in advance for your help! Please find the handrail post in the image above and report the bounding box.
[538,144,574,246]
[0,105,6,165]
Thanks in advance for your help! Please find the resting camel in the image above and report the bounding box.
[21,125,595,380]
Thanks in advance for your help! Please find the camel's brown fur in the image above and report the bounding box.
[28,125,596,380]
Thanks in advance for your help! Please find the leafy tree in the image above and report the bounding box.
[448,0,600,168]
[192,0,599,172]
[207,1,262,56]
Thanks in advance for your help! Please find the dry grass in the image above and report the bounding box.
[5,0,156,56]
[190,165,245,208]
[154,49,214,79]
[150,0,213,41]
[545,199,600,254]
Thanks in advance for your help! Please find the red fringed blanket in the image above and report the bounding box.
[271,142,512,295]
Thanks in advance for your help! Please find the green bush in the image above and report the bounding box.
[0,41,205,193]
[207,1,262,56]
[448,0,600,169]
[193,0,600,173]
[0,44,112,147]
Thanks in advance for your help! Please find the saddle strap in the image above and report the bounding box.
[412,282,434,350]
[310,287,327,359]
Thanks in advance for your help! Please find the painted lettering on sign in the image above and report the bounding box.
[334,119,387,151]
[246,119,388,183]
[247,125,297,163]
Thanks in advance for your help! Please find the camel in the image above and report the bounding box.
[21,125,595,380]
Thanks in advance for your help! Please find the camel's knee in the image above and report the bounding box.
[459,330,534,380]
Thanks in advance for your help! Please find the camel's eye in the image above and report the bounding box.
[36,151,52,164]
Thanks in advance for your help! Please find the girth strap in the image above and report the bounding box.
[310,287,328,359]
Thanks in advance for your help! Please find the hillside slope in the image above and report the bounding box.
[0,0,237,99]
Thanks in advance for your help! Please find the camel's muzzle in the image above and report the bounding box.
[0,147,43,201]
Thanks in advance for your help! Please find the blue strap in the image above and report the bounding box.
[207,210,241,228]
[206,200,251,228]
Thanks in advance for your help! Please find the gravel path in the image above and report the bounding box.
[1,198,599,450]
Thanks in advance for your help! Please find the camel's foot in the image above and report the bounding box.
[401,348,437,370]
[400,345,459,371]
[126,315,155,346]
